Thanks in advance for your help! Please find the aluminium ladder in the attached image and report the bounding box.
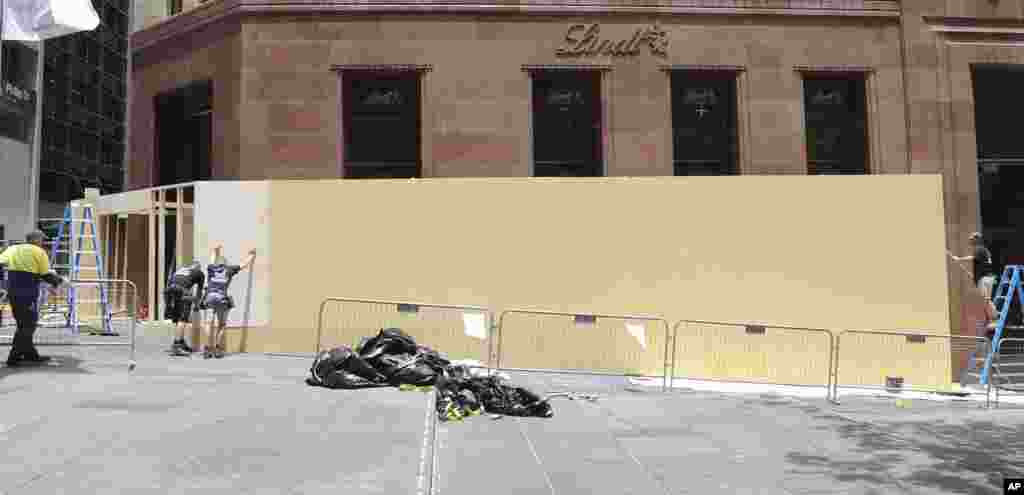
[980,265,1024,385]
[46,203,116,336]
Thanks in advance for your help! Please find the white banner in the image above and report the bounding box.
[2,0,100,42]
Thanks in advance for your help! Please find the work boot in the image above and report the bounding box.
[5,353,21,367]
[6,352,51,366]
[22,353,52,364]
[172,339,193,353]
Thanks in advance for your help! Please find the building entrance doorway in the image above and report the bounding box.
[972,65,1024,268]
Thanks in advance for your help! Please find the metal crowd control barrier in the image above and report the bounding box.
[993,337,1024,408]
[670,320,835,397]
[0,279,137,370]
[831,331,991,407]
[315,297,495,367]
[495,309,672,391]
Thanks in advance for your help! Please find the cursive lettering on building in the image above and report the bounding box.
[556,24,669,57]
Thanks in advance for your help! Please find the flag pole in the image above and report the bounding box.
[1,0,6,93]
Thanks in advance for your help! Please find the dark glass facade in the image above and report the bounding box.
[0,41,38,142]
[40,0,129,203]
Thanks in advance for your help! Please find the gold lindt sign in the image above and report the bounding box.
[555,24,669,57]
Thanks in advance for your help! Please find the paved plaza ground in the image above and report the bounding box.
[0,329,1022,495]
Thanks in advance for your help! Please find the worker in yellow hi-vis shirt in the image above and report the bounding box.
[0,231,64,367]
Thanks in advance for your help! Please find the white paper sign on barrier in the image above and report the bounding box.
[463,312,488,340]
[625,321,647,350]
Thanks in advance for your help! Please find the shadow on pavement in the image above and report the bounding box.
[0,354,93,381]
[785,399,1024,495]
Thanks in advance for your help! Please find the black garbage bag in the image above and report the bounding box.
[456,388,481,412]
[467,377,554,418]
[307,347,389,389]
[359,328,418,359]
[343,352,389,383]
[374,353,438,386]
[417,346,451,373]
[436,375,553,420]
[435,375,481,421]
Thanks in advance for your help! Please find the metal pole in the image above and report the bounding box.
[1,0,6,91]
[27,36,43,234]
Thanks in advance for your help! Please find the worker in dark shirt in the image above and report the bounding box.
[199,245,256,359]
[951,232,997,303]
[164,261,205,355]
[0,231,64,366]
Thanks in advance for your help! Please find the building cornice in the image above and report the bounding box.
[132,0,899,53]
[923,16,1024,34]
[923,16,1024,46]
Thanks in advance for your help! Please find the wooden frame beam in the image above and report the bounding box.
[152,202,194,210]
[176,186,184,267]
[157,189,166,323]
[147,192,156,322]
[119,216,127,281]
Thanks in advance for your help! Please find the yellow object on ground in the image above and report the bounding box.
[398,384,434,393]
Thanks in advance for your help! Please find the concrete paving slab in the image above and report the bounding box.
[433,415,555,495]
[0,338,431,495]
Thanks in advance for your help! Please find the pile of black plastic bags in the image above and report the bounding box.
[307,328,553,421]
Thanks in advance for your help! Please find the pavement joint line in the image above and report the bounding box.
[586,399,678,495]
[418,391,436,495]
[432,394,441,495]
[516,416,558,495]
[600,393,839,495]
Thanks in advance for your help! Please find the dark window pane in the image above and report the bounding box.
[343,74,421,178]
[156,80,213,185]
[803,77,868,175]
[973,67,1024,160]
[973,67,1024,266]
[671,72,739,176]
[531,72,602,177]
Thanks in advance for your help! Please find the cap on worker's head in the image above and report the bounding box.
[25,231,46,243]
[969,232,983,240]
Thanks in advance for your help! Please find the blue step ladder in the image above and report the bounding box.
[980,265,1024,385]
[48,203,116,336]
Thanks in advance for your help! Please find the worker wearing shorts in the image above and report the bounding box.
[200,245,256,359]
[164,261,204,354]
